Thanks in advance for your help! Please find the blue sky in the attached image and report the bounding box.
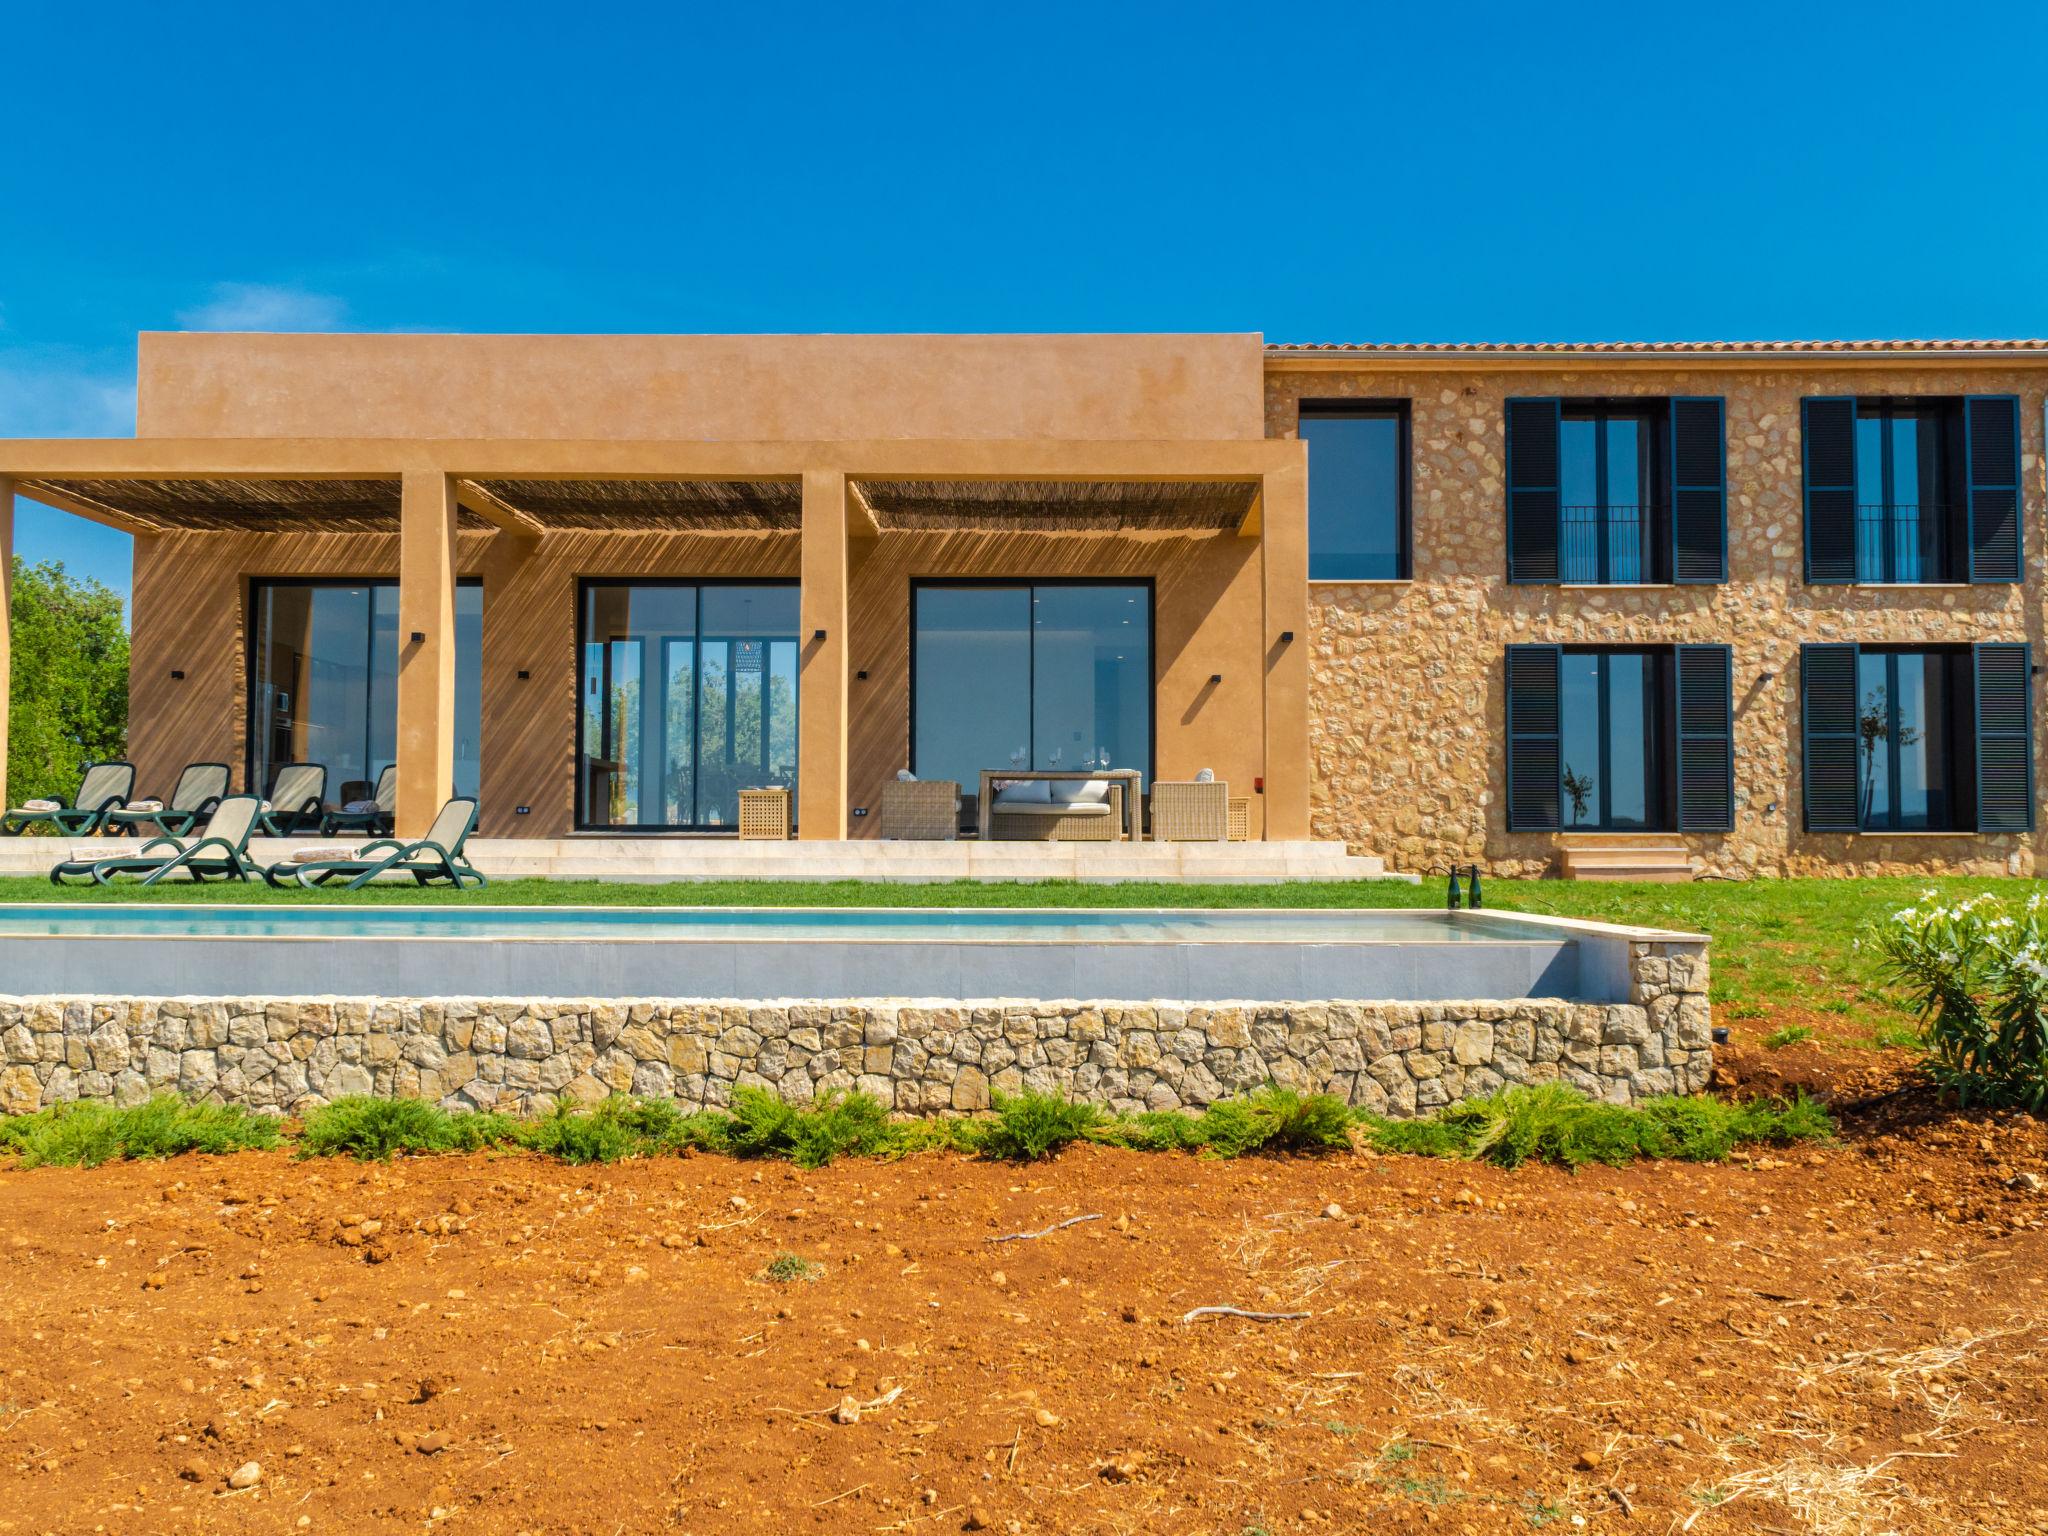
[7,1,2048,602]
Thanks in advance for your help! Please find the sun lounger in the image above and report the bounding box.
[265,797,486,890]
[100,762,231,838]
[257,763,328,835]
[321,764,397,837]
[49,795,264,886]
[2,761,136,836]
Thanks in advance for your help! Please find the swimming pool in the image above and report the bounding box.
[0,904,1697,1003]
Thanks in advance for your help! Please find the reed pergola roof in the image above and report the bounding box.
[849,478,1258,532]
[16,477,482,534]
[463,478,801,531]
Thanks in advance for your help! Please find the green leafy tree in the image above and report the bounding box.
[7,559,129,805]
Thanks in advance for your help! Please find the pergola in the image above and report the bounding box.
[0,436,1308,839]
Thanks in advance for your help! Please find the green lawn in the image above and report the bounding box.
[0,872,2031,1028]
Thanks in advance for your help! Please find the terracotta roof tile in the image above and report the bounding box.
[1266,339,2048,354]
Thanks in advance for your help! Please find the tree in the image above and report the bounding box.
[8,559,129,805]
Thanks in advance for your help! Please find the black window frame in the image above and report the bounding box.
[907,577,1158,795]
[1853,644,1974,833]
[573,576,802,834]
[1853,397,1966,585]
[243,575,483,800]
[1299,398,1412,582]
[1556,645,1673,832]
[1559,401,1667,585]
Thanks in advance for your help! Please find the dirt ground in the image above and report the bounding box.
[4,1052,2046,1536]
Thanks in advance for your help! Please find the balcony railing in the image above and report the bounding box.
[1855,503,1948,584]
[1561,504,1651,584]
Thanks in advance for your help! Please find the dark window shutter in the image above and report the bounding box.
[1669,397,1727,584]
[1800,643,1861,830]
[1974,642,2033,831]
[1674,644,1734,830]
[1965,395,2022,583]
[1802,397,1858,584]
[1505,644,1561,831]
[1505,398,1560,584]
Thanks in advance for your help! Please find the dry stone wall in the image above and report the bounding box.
[0,941,1710,1119]
[1267,363,2048,876]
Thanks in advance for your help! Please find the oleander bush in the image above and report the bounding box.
[1868,891,2048,1111]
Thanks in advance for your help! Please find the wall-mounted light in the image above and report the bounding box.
[410,631,426,644]
[516,669,531,681]
[856,669,868,680]
[1280,631,1295,644]
[812,628,828,641]
[1765,801,1779,818]
[1209,673,1223,685]
[169,669,185,681]
[1758,670,1775,685]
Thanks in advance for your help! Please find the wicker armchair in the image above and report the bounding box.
[881,779,960,840]
[1149,780,1229,842]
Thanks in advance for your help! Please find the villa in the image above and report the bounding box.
[0,331,2041,879]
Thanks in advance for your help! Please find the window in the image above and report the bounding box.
[1506,644,1733,833]
[912,582,1152,796]
[1300,401,1409,580]
[1506,397,1726,584]
[1560,406,1654,583]
[248,580,482,803]
[1803,395,2021,584]
[1801,642,2034,833]
[577,582,799,831]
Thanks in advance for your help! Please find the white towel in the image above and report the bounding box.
[124,799,165,813]
[19,799,61,812]
[290,846,355,864]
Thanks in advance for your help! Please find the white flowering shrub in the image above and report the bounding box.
[1868,891,2048,1111]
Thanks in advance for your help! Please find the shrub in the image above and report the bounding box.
[762,1253,822,1283]
[1355,1083,1832,1169]
[1191,1086,1353,1157]
[298,1097,517,1160]
[724,1086,893,1167]
[516,1099,648,1164]
[978,1090,1105,1160]
[0,1096,281,1168]
[1867,891,2048,1110]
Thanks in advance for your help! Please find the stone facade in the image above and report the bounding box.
[1266,362,2048,877]
[0,941,1709,1119]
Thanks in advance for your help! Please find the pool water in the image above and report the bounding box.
[0,904,1553,945]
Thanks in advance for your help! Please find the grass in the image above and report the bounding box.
[1764,1023,1816,1050]
[761,1253,822,1283]
[0,1095,281,1168]
[4,872,2027,1029]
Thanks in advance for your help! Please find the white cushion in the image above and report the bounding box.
[993,780,1053,806]
[123,799,166,813]
[341,799,382,814]
[1195,768,1216,783]
[1049,777,1112,806]
[290,846,355,864]
[995,799,1109,817]
[19,799,61,812]
[896,769,917,782]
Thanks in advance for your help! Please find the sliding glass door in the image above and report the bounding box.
[248,580,482,802]
[912,582,1152,793]
[577,582,799,830]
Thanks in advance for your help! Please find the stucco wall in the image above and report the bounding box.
[135,332,1269,443]
[1266,364,2048,876]
[131,525,1274,839]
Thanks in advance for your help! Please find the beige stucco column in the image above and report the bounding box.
[396,470,458,837]
[0,478,12,815]
[797,470,849,839]
[1260,462,1311,840]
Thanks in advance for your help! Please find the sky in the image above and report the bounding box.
[6,0,2048,603]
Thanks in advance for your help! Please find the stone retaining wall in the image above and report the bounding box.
[0,942,1710,1119]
